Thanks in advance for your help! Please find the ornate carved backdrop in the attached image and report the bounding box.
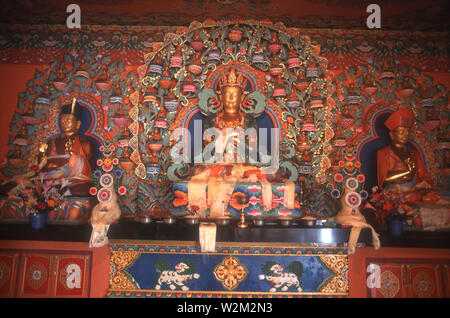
[0,19,448,222]
[131,19,337,188]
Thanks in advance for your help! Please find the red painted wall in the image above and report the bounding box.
[348,247,450,298]
[1,240,110,298]
[3,240,449,298]
[0,64,47,163]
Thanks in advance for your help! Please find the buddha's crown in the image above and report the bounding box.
[220,67,245,91]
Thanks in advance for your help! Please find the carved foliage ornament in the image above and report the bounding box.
[136,19,336,185]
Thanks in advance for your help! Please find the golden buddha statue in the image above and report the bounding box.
[215,77,245,129]
[38,98,95,196]
[377,108,431,190]
[187,67,294,219]
[203,67,257,164]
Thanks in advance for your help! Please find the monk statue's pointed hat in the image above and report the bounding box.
[60,97,82,121]
[384,108,415,131]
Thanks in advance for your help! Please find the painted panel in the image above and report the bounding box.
[54,255,91,297]
[17,254,52,297]
[408,264,442,298]
[107,242,348,298]
[0,252,19,297]
[366,262,406,298]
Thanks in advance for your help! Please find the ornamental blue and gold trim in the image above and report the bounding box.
[107,240,348,298]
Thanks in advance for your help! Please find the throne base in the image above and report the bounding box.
[171,181,302,219]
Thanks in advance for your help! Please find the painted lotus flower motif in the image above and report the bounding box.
[97,188,112,203]
[89,187,98,195]
[99,144,116,156]
[118,186,127,195]
[173,190,188,207]
[97,156,119,172]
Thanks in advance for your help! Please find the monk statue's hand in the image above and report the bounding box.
[39,143,48,153]
[415,180,432,190]
[405,157,415,172]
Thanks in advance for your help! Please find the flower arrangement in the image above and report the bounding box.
[369,186,414,223]
[16,165,69,217]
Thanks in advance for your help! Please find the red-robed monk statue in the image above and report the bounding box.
[377,108,432,191]
[375,108,450,231]
[38,98,95,196]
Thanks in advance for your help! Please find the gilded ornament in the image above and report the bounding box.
[412,271,435,298]
[214,256,247,290]
[109,250,140,290]
[318,255,349,294]
[379,270,400,298]
[26,261,48,290]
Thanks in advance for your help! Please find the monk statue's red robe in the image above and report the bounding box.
[43,134,94,196]
[377,144,430,189]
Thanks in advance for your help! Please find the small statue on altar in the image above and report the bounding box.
[377,108,431,191]
[38,98,95,196]
[300,149,312,163]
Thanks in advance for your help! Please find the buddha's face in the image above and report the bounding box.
[221,86,242,115]
[390,126,410,146]
[59,114,80,136]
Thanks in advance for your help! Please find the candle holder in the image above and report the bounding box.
[235,194,249,229]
